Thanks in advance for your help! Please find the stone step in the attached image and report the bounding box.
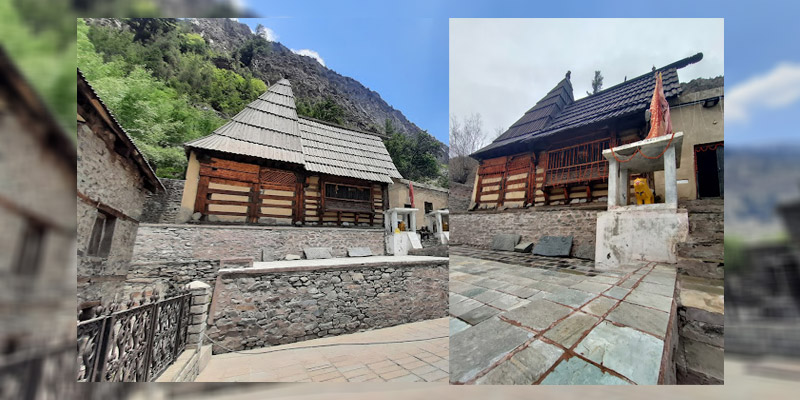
[676,258,724,279]
[680,198,724,214]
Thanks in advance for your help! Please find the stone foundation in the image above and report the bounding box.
[132,224,386,263]
[206,258,448,353]
[449,207,601,259]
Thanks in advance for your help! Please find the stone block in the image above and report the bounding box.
[304,247,333,260]
[532,236,573,257]
[347,247,373,257]
[541,357,630,385]
[574,321,664,385]
[476,340,563,385]
[285,254,302,261]
[514,242,534,253]
[491,234,521,251]
[450,318,533,383]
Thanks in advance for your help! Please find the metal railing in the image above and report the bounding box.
[77,290,192,382]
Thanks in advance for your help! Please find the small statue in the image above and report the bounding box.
[633,178,654,205]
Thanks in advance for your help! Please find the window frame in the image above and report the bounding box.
[86,209,116,258]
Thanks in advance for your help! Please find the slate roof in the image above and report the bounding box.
[473,53,703,159]
[78,69,163,192]
[186,79,401,183]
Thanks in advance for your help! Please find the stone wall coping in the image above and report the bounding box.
[219,255,448,275]
[138,223,383,232]
[451,203,606,215]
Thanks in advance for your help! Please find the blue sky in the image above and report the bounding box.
[241,0,800,148]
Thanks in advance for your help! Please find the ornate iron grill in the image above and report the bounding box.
[545,138,611,186]
[76,291,192,382]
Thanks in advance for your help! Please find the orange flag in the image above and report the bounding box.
[408,182,415,207]
[645,72,673,139]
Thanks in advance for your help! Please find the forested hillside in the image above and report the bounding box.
[77,18,446,185]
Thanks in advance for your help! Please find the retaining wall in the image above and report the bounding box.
[206,258,448,353]
[449,206,602,259]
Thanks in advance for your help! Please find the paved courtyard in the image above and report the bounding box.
[196,318,449,382]
[449,249,678,385]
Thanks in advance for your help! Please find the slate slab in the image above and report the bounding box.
[574,321,664,385]
[502,298,572,331]
[450,298,483,317]
[606,302,670,338]
[476,340,563,385]
[626,290,673,312]
[303,247,333,260]
[543,312,600,348]
[571,281,612,294]
[541,357,630,385]
[604,286,631,300]
[347,247,373,257]
[491,234,521,251]
[532,236,573,257]
[460,305,501,325]
[514,242,534,253]
[544,288,595,308]
[450,318,533,383]
[581,296,618,317]
[449,318,471,336]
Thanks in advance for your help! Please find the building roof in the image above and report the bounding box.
[78,70,163,192]
[0,48,76,169]
[473,53,703,159]
[186,79,401,183]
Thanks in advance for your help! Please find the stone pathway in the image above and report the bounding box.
[450,251,678,385]
[195,318,449,382]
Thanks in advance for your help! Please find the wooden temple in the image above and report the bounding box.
[180,79,402,226]
[470,53,704,209]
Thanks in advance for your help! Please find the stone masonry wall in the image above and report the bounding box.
[206,260,448,353]
[132,224,386,263]
[450,207,601,259]
[77,120,150,304]
[141,178,185,224]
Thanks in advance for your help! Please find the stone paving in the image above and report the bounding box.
[196,318,449,382]
[450,249,678,385]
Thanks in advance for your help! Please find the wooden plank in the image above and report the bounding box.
[209,177,252,188]
[206,199,252,207]
[258,213,294,219]
[247,183,259,223]
[207,187,251,197]
[205,157,260,173]
[200,165,257,183]
[259,193,296,201]
[205,210,248,217]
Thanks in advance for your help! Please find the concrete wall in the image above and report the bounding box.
[142,178,185,224]
[77,120,151,304]
[206,259,448,353]
[388,178,449,229]
[655,87,724,201]
[450,207,601,259]
[132,224,386,263]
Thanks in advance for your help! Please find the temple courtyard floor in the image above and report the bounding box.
[449,247,678,385]
[195,317,449,383]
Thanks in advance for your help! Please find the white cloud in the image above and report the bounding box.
[292,49,326,67]
[727,62,800,123]
[256,25,278,42]
[229,18,239,22]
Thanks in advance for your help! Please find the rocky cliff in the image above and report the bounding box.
[188,18,445,154]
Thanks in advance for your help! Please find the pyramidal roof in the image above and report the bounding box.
[186,79,401,182]
[473,53,703,159]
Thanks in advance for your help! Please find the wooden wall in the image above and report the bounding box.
[192,156,385,226]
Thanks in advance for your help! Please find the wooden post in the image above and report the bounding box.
[195,176,210,215]
[248,182,259,224]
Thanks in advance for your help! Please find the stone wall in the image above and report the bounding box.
[77,119,151,304]
[142,178,185,224]
[449,206,602,259]
[132,224,387,263]
[206,259,448,353]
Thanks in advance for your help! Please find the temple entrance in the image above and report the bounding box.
[695,142,724,198]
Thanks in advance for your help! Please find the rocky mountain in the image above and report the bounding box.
[187,18,447,160]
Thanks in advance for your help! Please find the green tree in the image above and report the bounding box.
[297,97,345,125]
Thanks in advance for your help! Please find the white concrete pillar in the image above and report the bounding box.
[391,210,399,231]
[435,213,443,234]
[619,168,630,206]
[664,145,678,206]
[608,159,619,208]
[409,211,417,232]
